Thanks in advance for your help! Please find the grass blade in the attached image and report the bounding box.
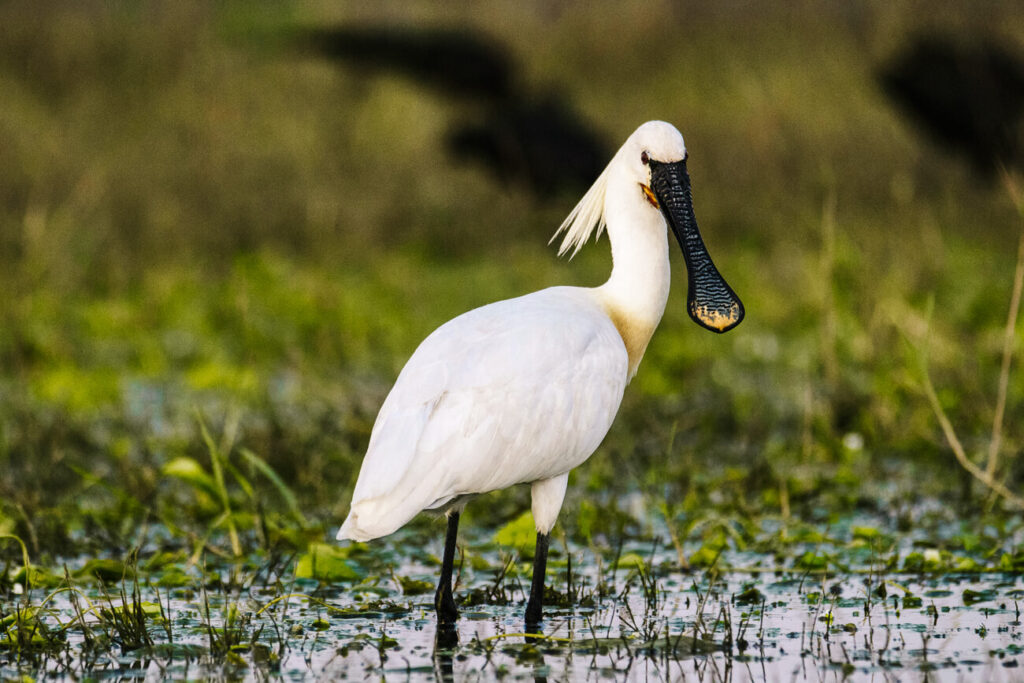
[239,448,309,528]
[197,412,243,557]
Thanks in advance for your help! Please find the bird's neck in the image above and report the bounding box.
[596,188,671,378]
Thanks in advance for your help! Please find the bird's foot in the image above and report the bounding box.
[435,588,459,626]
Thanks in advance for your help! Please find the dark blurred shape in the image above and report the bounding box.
[878,34,1024,178]
[296,26,513,101]
[446,97,608,198]
[293,24,609,198]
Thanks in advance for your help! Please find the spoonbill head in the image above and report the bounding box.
[554,119,743,336]
[337,120,743,628]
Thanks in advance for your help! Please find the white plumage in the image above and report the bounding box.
[337,120,742,593]
[339,286,627,541]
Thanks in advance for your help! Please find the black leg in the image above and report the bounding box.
[434,511,460,625]
[524,531,549,625]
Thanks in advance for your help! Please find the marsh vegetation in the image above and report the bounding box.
[1,1,1024,679]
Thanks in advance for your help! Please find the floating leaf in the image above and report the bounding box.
[10,565,63,590]
[902,552,925,572]
[963,588,997,605]
[493,511,536,556]
[735,584,764,605]
[155,568,193,588]
[467,552,494,572]
[901,549,944,572]
[795,552,829,571]
[295,543,364,582]
[999,550,1024,572]
[143,550,187,571]
[75,558,134,583]
[617,553,647,570]
[689,532,727,568]
[954,556,981,572]
[396,575,433,595]
[101,601,162,621]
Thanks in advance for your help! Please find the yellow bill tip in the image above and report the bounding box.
[692,303,743,332]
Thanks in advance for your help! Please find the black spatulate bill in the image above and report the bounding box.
[649,158,744,333]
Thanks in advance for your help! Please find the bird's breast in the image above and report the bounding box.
[600,302,658,378]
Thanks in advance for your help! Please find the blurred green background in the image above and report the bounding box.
[1,0,1022,557]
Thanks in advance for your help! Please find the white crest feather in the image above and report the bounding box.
[549,153,616,259]
[550,121,684,259]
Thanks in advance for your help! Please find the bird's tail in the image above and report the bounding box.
[336,499,414,542]
[335,511,374,542]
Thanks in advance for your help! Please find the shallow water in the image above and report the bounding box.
[4,531,1024,682]
[274,573,1024,681]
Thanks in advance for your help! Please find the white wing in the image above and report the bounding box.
[338,286,628,541]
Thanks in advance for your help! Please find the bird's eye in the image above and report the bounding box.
[640,151,649,165]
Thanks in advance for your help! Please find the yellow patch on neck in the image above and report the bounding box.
[640,183,659,209]
[602,303,657,376]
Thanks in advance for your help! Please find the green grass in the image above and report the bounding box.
[0,0,1021,556]
[1,0,1024,677]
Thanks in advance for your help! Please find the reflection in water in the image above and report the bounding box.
[433,623,458,681]
[524,625,549,683]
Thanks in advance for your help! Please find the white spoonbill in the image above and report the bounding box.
[337,120,743,626]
